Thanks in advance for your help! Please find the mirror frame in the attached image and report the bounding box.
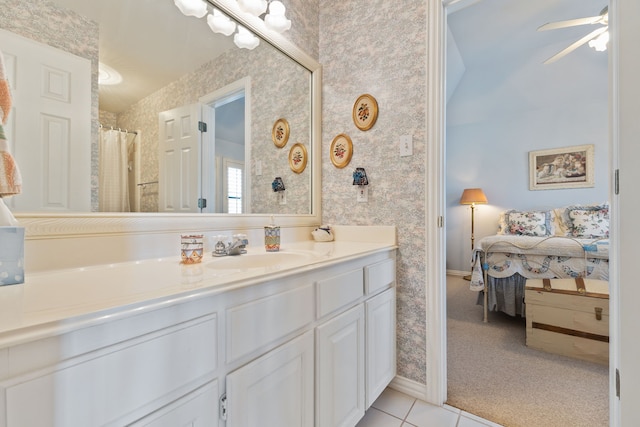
[15,0,322,238]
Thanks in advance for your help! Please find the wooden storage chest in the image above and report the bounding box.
[525,278,609,365]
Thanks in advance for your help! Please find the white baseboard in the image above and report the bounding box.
[388,376,428,401]
[446,269,469,277]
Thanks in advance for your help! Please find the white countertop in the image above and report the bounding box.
[0,240,396,347]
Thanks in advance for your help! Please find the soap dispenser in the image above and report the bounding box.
[264,216,280,252]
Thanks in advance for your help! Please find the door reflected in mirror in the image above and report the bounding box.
[0,0,312,215]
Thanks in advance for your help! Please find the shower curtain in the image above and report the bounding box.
[98,128,137,212]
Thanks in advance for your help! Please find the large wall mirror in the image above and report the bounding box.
[0,0,321,237]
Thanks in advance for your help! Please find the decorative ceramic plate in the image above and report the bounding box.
[330,133,353,168]
[352,94,378,131]
[272,118,290,148]
[289,142,308,173]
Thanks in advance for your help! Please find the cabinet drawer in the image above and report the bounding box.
[226,283,314,363]
[317,268,364,318]
[364,259,395,295]
[2,315,218,427]
[130,380,219,426]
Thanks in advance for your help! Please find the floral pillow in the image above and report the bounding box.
[498,210,553,237]
[562,204,609,238]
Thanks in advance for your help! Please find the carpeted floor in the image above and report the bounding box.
[446,274,609,427]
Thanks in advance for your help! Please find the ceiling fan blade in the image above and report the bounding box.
[538,15,603,31]
[543,26,608,64]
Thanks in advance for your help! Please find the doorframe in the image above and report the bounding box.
[426,1,620,423]
[199,77,252,214]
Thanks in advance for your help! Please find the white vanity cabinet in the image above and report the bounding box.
[0,247,396,427]
[0,298,220,427]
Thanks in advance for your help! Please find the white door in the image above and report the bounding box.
[158,104,203,212]
[226,330,314,427]
[316,304,365,427]
[0,29,91,212]
[365,288,396,408]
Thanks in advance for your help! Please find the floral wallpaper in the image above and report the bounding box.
[115,41,311,214]
[319,0,428,384]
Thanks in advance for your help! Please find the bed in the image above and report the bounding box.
[471,203,609,322]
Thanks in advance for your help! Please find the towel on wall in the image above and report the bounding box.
[0,48,22,197]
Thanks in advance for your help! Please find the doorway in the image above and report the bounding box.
[199,77,251,213]
[426,0,616,422]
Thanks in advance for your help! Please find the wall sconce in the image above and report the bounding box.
[272,177,286,205]
[352,168,369,202]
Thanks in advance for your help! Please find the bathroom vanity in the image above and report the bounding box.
[0,234,396,426]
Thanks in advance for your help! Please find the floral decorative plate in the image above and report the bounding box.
[330,133,353,168]
[352,94,378,131]
[272,118,290,148]
[289,142,307,173]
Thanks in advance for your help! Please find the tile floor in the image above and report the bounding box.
[356,388,503,427]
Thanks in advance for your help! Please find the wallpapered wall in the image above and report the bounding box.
[1,0,100,210]
[115,42,311,215]
[318,0,428,384]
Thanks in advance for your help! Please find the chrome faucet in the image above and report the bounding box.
[212,235,248,257]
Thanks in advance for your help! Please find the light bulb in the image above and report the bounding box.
[174,0,208,18]
[588,30,609,52]
[237,0,268,16]
[264,1,291,33]
[207,9,237,36]
[234,25,260,50]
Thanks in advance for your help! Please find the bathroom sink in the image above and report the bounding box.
[206,251,314,271]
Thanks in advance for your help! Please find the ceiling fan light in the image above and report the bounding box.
[174,0,208,18]
[237,0,268,17]
[265,1,291,33]
[207,9,237,36]
[588,30,610,52]
[234,25,260,50]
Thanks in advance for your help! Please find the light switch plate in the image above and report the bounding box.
[400,135,413,157]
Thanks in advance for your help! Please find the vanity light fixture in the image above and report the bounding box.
[174,0,291,50]
[234,25,260,49]
[264,1,291,33]
[174,0,208,18]
[207,8,237,36]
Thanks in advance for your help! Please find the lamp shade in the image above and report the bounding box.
[460,188,488,205]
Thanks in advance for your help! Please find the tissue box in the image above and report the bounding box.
[0,226,25,285]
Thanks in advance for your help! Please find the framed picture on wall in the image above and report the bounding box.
[529,144,595,190]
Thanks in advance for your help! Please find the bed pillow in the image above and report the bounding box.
[497,210,553,237]
[560,204,609,238]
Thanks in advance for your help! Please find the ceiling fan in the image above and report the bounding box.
[538,6,609,64]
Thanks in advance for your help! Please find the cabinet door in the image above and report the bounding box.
[366,288,396,408]
[226,330,314,427]
[316,304,365,427]
[130,380,218,427]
